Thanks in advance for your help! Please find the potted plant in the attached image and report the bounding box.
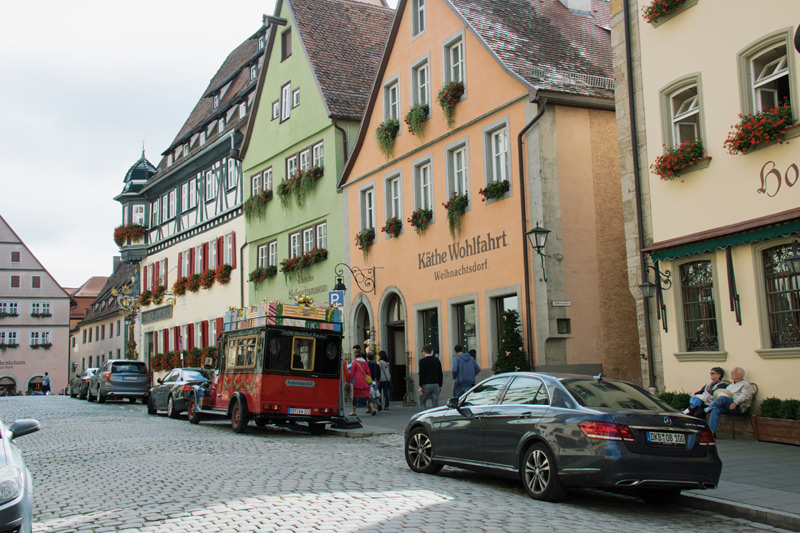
[405,103,430,138]
[243,189,273,218]
[172,277,187,296]
[752,397,800,446]
[0,311,19,319]
[376,118,400,159]
[641,0,688,25]
[443,192,469,238]
[150,285,166,305]
[724,103,794,155]
[408,208,433,235]
[187,273,201,293]
[138,289,152,306]
[478,180,510,201]
[438,81,465,128]
[199,269,216,289]
[113,224,147,246]
[382,217,402,238]
[278,179,294,208]
[355,228,376,259]
[650,139,706,180]
[215,264,232,285]
[0,342,18,352]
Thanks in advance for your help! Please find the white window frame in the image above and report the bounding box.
[281,83,292,121]
[383,76,401,121]
[670,84,700,146]
[257,244,268,268]
[447,140,469,196]
[483,119,510,184]
[303,228,314,253]
[227,159,237,190]
[189,178,197,208]
[250,65,258,81]
[264,167,273,191]
[209,240,218,268]
[194,245,203,274]
[411,58,430,107]
[292,88,300,107]
[738,31,795,118]
[224,234,233,266]
[412,0,426,37]
[268,241,278,267]
[361,186,376,230]
[290,233,301,259]
[132,204,145,225]
[152,199,160,226]
[251,173,262,195]
[180,184,189,212]
[239,103,246,119]
[200,131,206,146]
[414,158,433,211]
[300,150,310,171]
[316,222,327,250]
[205,170,216,201]
[161,194,169,222]
[169,190,176,219]
[444,33,465,85]
[286,156,298,178]
[386,173,402,219]
[312,143,323,168]
[272,101,280,120]
[182,250,190,276]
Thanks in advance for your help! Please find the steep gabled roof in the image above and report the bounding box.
[290,0,394,120]
[449,0,613,100]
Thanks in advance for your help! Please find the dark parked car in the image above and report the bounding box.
[148,368,212,418]
[87,360,150,404]
[404,372,721,504]
[0,418,40,533]
[69,367,97,400]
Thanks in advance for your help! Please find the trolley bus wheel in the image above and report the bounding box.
[231,398,249,434]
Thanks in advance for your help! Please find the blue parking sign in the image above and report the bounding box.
[329,290,344,308]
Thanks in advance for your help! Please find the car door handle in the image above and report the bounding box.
[519,412,533,419]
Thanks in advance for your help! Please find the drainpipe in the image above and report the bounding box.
[332,119,349,163]
[623,0,657,392]
[239,239,247,308]
[517,96,548,369]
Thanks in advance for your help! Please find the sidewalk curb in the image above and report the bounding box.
[680,493,800,531]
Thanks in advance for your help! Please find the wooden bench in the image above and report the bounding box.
[720,383,758,439]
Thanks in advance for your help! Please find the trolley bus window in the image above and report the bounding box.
[227,336,257,369]
[291,337,315,371]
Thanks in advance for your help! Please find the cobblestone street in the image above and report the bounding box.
[2,396,786,532]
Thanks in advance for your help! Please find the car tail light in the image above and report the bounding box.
[104,373,112,381]
[579,421,636,442]
[319,407,335,415]
[181,384,192,392]
[263,404,282,412]
[698,428,716,446]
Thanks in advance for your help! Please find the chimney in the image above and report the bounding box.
[558,0,592,16]
[113,255,121,273]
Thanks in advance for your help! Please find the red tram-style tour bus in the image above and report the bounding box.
[186,299,344,435]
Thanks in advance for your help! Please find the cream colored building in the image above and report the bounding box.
[611,0,800,400]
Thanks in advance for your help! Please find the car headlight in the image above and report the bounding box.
[0,464,24,505]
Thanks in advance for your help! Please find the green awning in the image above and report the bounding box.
[650,219,800,262]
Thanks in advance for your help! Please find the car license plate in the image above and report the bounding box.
[647,431,686,445]
[289,408,311,415]
[123,376,138,381]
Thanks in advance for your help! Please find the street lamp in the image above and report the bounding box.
[333,263,378,294]
[526,223,550,282]
[785,239,800,273]
[639,262,672,332]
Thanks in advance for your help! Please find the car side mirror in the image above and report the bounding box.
[447,397,459,409]
[10,419,41,440]
[157,378,163,384]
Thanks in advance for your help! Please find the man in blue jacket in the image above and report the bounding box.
[452,345,481,398]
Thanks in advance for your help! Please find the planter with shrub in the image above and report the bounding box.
[752,397,800,446]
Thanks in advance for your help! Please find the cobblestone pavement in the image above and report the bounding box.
[1,396,787,532]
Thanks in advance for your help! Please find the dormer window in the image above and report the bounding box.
[219,118,225,131]
[167,154,173,167]
[239,103,246,119]
[213,95,220,109]
[200,132,206,146]
[258,36,265,51]
[250,65,258,81]
[183,144,189,157]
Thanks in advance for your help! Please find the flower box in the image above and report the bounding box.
[438,81,465,128]
[650,139,707,180]
[408,208,433,235]
[0,312,19,319]
[405,104,429,138]
[641,0,697,26]
[280,248,328,274]
[113,224,147,247]
[355,228,376,259]
[215,264,232,285]
[243,189,273,218]
[30,313,52,318]
[199,269,216,289]
[382,217,402,238]
[724,104,794,155]
[752,416,800,446]
[479,180,510,201]
[443,192,469,238]
[249,266,278,285]
[0,343,19,352]
[376,119,400,159]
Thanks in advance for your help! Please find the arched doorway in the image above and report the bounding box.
[382,293,407,402]
[0,376,16,396]
[353,303,371,355]
[27,375,43,395]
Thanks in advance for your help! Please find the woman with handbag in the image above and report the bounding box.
[347,345,376,416]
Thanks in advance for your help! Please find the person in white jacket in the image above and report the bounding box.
[705,367,755,433]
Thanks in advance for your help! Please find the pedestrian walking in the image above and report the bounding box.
[452,345,480,398]
[347,346,376,416]
[367,351,381,413]
[377,350,392,411]
[418,344,442,409]
[41,372,51,395]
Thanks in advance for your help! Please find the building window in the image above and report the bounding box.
[680,260,718,351]
[739,33,793,116]
[182,250,190,277]
[387,175,402,219]
[189,179,197,208]
[0,331,17,346]
[10,251,20,263]
[209,239,218,268]
[762,243,800,348]
[181,183,189,212]
[444,34,464,84]
[132,205,145,225]
[152,199,160,226]
[200,132,206,146]
[411,59,430,107]
[485,124,510,183]
[286,155,298,178]
[316,222,327,250]
[227,159,237,189]
[239,103,246,119]
[292,88,300,107]
[31,276,40,289]
[448,143,468,196]
[281,29,292,60]
[161,194,169,222]
[281,83,292,121]
[300,150,310,172]
[383,78,400,121]
[312,143,324,168]
[169,190,177,219]
[272,101,280,120]
[257,244,268,268]
[268,241,278,267]
[411,0,426,37]
[420,308,439,356]
[414,159,433,211]
[492,295,518,357]
[213,95,220,109]
[668,82,701,146]
[290,233,300,259]
[251,173,262,195]
[224,234,234,266]
[454,301,477,353]
[303,228,314,253]
[250,65,258,81]
[361,187,375,230]
[206,170,216,200]
[194,245,203,274]
[117,320,121,336]
[263,167,273,191]
[0,301,18,316]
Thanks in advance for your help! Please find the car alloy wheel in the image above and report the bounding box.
[97,387,106,404]
[405,427,443,474]
[231,399,248,433]
[187,399,202,424]
[521,443,566,502]
[167,396,180,419]
[147,395,157,415]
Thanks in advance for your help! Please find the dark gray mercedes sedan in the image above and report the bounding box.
[0,418,40,533]
[404,372,721,504]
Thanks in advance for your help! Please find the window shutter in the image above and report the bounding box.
[203,242,209,272]
[189,248,195,276]
[164,258,169,287]
[155,262,160,287]
[217,237,224,267]
[162,329,168,353]
[151,264,157,289]
[174,326,180,352]
[142,266,148,291]
[216,317,224,340]
[187,323,194,350]
[231,232,237,269]
[202,321,209,347]
[177,252,182,278]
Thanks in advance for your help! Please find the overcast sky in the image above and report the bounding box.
[0,1,280,288]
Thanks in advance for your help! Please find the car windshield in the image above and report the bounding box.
[561,379,672,411]
[111,363,148,374]
[182,370,211,381]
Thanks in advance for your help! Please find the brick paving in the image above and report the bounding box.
[1,396,789,532]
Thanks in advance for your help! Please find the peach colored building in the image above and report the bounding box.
[338,0,639,399]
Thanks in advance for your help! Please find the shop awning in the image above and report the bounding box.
[643,208,800,262]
